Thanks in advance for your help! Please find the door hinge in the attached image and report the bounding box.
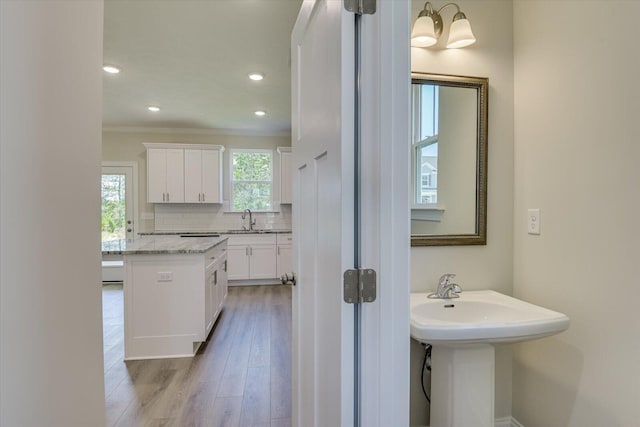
[343,268,377,304]
[344,0,376,15]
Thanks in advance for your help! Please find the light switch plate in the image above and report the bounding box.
[528,209,540,235]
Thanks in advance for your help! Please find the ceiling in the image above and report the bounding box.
[102,0,303,135]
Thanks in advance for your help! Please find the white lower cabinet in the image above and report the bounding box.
[276,233,293,278]
[225,234,277,281]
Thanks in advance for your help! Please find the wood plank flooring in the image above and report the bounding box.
[102,284,292,427]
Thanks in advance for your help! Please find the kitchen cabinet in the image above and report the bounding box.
[144,143,224,204]
[146,147,184,203]
[184,147,223,203]
[122,237,228,359]
[205,245,227,336]
[226,234,277,281]
[276,233,293,278]
[278,146,292,204]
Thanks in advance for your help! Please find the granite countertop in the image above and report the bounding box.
[138,229,292,236]
[102,236,228,255]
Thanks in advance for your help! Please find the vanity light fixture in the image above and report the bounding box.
[411,2,476,49]
[254,110,266,117]
[102,65,121,74]
[248,72,264,81]
[147,106,161,112]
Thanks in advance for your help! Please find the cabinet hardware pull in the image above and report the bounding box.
[202,193,205,201]
[167,193,169,202]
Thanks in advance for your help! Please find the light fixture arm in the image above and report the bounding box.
[417,2,467,39]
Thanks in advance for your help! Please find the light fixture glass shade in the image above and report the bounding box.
[446,18,476,48]
[411,16,438,47]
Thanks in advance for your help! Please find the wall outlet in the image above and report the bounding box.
[528,209,541,235]
[158,271,173,282]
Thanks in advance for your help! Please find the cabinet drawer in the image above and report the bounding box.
[225,234,277,246]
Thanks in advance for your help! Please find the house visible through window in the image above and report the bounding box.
[230,149,273,211]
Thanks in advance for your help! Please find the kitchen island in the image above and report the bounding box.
[103,236,228,360]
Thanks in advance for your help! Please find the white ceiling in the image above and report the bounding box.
[102,0,303,135]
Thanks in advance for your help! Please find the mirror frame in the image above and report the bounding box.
[410,72,488,246]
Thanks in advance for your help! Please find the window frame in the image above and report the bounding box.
[228,148,274,212]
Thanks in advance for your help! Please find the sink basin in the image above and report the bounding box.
[225,229,270,234]
[410,290,570,345]
[411,290,569,427]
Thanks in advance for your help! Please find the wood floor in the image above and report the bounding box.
[102,284,292,427]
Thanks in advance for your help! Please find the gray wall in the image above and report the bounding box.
[409,0,515,423]
[1,1,106,425]
[512,1,640,425]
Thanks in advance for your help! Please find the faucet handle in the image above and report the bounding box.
[438,273,456,285]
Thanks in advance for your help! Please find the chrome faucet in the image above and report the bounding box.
[428,273,462,299]
[241,209,256,231]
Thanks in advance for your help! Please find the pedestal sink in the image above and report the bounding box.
[410,290,569,427]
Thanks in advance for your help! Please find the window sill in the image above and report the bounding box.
[411,206,444,222]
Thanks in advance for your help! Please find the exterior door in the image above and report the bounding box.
[292,1,410,426]
[101,162,137,243]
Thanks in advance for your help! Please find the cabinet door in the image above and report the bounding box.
[227,245,250,280]
[147,148,167,203]
[249,244,277,279]
[164,148,184,203]
[205,268,214,334]
[277,244,293,278]
[184,149,202,203]
[201,149,221,203]
[280,151,292,204]
[220,258,228,306]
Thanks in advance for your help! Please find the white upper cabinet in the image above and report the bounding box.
[144,143,224,204]
[184,147,223,203]
[278,146,292,204]
[146,147,184,203]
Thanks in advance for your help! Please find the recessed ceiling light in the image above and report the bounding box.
[249,72,264,81]
[254,110,266,116]
[147,106,161,112]
[103,65,120,74]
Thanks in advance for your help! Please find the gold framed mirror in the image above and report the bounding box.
[410,73,488,246]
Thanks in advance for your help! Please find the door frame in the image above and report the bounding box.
[101,161,139,240]
[357,1,411,425]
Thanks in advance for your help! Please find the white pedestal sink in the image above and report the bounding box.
[410,290,569,427]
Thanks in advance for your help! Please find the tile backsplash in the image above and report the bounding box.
[154,203,292,232]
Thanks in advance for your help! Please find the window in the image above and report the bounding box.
[230,149,273,211]
[412,83,439,206]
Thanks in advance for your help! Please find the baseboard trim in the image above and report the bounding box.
[414,417,523,427]
[495,416,525,427]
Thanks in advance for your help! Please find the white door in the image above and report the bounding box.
[292,1,410,426]
[201,148,220,203]
[184,149,203,203]
[101,163,137,242]
[249,244,277,279]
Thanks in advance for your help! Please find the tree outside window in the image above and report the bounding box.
[231,150,273,211]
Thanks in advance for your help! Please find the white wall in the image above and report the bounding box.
[102,130,291,233]
[1,2,106,426]
[409,0,514,423]
[512,1,640,425]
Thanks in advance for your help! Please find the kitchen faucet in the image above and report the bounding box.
[428,273,462,299]
[241,209,256,231]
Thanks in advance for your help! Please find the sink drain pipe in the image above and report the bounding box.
[421,343,432,403]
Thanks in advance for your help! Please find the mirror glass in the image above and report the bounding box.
[410,73,488,246]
